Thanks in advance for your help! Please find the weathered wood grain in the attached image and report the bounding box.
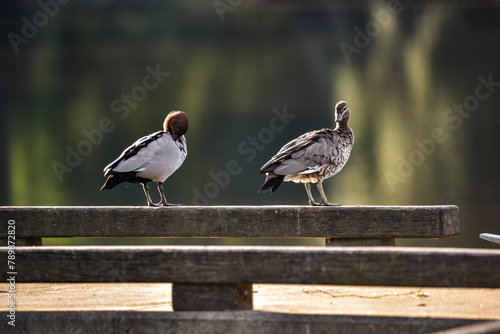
[0,311,483,334]
[432,321,500,334]
[0,205,459,239]
[1,311,484,334]
[3,246,499,287]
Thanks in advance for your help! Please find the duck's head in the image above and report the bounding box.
[335,101,350,123]
[164,111,189,140]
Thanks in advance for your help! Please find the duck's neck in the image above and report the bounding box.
[335,118,350,130]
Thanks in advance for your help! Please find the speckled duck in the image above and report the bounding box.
[259,101,354,206]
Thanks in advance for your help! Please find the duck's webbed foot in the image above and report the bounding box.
[319,201,341,206]
[161,202,181,206]
[308,200,322,206]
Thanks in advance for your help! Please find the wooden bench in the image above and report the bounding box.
[2,205,500,333]
[0,205,459,246]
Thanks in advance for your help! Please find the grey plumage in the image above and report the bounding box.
[259,101,354,206]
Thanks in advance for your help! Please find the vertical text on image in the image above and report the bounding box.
[6,219,17,327]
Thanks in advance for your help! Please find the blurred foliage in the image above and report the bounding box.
[1,1,499,247]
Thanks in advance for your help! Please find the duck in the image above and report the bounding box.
[259,101,354,206]
[101,111,188,207]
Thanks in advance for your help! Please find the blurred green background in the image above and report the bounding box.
[1,1,499,248]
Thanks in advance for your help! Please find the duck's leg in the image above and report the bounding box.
[142,182,159,207]
[304,182,320,206]
[317,180,341,206]
[157,182,180,206]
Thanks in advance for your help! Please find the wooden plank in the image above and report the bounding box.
[2,246,499,287]
[4,283,499,318]
[0,205,459,239]
[0,311,482,334]
[432,321,500,334]
[172,283,252,311]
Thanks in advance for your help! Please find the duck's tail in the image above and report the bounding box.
[258,174,285,193]
[101,174,122,191]
[100,172,135,191]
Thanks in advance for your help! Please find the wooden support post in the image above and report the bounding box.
[325,238,395,247]
[0,237,42,246]
[172,283,253,311]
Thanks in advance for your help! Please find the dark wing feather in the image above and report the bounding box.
[260,129,336,175]
[103,131,165,175]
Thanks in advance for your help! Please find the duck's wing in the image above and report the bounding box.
[260,129,339,176]
[103,131,166,175]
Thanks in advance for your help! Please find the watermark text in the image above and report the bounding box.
[6,220,17,327]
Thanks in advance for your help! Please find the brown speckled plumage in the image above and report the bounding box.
[259,101,354,206]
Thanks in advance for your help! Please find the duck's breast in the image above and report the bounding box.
[135,134,187,182]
